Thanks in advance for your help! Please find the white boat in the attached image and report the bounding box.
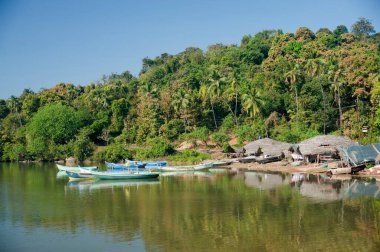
[161,163,213,171]
[56,164,97,173]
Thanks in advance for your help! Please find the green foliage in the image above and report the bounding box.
[211,132,230,147]
[159,119,186,140]
[167,150,211,163]
[351,17,375,38]
[94,143,132,163]
[235,125,256,144]
[73,128,95,161]
[134,137,175,160]
[180,127,209,146]
[26,104,82,145]
[1,20,379,162]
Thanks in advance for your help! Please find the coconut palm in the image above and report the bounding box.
[7,96,22,126]
[328,68,345,130]
[223,76,239,126]
[171,89,191,131]
[242,87,264,118]
[284,63,303,122]
[305,58,327,134]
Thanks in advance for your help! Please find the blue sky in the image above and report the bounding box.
[0,0,379,99]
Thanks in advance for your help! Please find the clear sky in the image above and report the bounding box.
[0,0,379,99]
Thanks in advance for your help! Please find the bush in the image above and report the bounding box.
[168,150,211,163]
[94,143,132,162]
[221,114,235,132]
[2,143,27,161]
[180,127,209,146]
[73,128,95,161]
[159,119,185,140]
[134,137,175,160]
[235,125,256,144]
[211,132,230,147]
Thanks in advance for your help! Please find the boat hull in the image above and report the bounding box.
[66,171,95,181]
[92,171,160,180]
[161,163,213,171]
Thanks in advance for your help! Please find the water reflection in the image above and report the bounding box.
[244,171,380,201]
[1,163,380,251]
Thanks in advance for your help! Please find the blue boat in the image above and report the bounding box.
[66,169,95,181]
[144,161,167,169]
[105,161,145,170]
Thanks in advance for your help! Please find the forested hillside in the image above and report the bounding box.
[1,18,379,162]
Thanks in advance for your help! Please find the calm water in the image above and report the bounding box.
[1,163,380,252]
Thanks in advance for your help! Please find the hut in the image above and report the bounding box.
[291,135,357,163]
[243,138,291,157]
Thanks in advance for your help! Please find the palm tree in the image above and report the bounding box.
[305,58,327,134]
[223,76,239,126]
[328,68,345,130]
[171,89,191,131]
[7,96,22,126]
[284,63,303,122]
[242,87,264,118]
[199,70,224,129]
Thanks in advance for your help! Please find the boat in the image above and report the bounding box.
[66,168,95,181]
[56,164,97,173]
[327,167,352,175]
[91,170,160,180]
[144,161,167,169]
[161,163,213,171]
[212,160,232,167]
[105,161,145,170]
[238,156,256,163]
[255,155,282,164]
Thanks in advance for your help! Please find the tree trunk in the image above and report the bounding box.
[210,99,218,129]
[234,87,238,126]
[337,86,343,132]
[320,83,326,135]
[295,87,299,123]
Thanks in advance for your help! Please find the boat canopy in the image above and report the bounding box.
[340,143,380,166]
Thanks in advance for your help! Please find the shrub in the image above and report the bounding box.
[180,127,209,146]
[94,143,132,163]
[211,132,230,147]
[168,150,211,163]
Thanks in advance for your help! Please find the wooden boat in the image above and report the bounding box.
[256,155,282,164]
[238,156,256,163]
[56,164,97,173]
[66,169,95,181]
[327,167,352,175]
[144,161,167,169]
[91,170,159,180]
[105,161,145,169]
[212,160,232,167]
[161,163,213,171]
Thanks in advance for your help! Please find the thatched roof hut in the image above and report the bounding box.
[295,135,357,156]
[243,138,291,156]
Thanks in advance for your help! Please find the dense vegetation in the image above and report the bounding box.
[0,18,379,162]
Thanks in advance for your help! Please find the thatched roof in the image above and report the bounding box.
[296,135,357,156]
[243,138,291,156]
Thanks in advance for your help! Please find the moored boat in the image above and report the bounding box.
[238,156,256,163]
[144,161,167,169]
[105,161,145,170]
[212,160,232,167]
[161,162,213,171]
[91,170,159,180]
[56,164,97,173]
[66,169,95,181]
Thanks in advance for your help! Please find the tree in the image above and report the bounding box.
[329,67,345,131]
[285,63,303,122]
[351,17,375,39]
[0,100,10,119]
[171,89,191,131]
[333,25,348,36]
[242,87,264,118]
[304,58,327,134]
[26,104,82,159]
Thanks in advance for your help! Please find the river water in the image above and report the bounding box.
[0,163,379,251]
